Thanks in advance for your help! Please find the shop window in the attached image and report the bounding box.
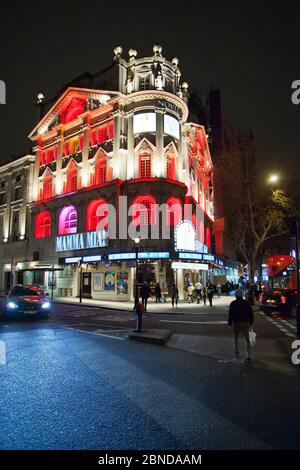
[139,151,151,179]
[35,211,51,239]
[58,206,77,235]
[132,195,157,226]
[86,199,108,231]
[166,198,182,226]
[166,154,176,180]
[95,157,107,185]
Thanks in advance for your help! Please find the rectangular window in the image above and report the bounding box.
[0,192,6,205]
[139,153,151,178]
[13,187,22,201]
[140,75,150,90]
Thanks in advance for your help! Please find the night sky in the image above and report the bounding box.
[0,0,299,183]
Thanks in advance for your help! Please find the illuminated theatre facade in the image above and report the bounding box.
[0,45,219,300]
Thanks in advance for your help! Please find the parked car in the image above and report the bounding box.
[260,288,297,314]
[1,284,51,319]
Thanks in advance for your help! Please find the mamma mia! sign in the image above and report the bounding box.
[56,230,108,252]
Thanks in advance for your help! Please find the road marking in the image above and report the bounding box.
[259,312,296,338]
[0,340,6,365]
[159,320,227,325]
[58,325,125,340]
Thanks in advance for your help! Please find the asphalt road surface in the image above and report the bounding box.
[0,299,299,450]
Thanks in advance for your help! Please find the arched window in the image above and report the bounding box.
[95,157,107,185]
[166,198,182,226]
[43,175,53,199]
[132,195,157,226]
[67,163,78,192]
[166,153,176,180]
[139,151,151,179]
[86,199,108,231]
[58,206,77,235]
[35,211,51,239]
[206,226,211,248]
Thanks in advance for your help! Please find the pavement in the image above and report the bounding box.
[0,297,299,450]
[49,293,237,313]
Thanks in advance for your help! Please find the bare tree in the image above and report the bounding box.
[220,133,294,280]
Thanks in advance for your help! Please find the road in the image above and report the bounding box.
[0,298,299,450]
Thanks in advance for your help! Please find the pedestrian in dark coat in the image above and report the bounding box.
[140,282,150,311]
[170,283,179,308]
[228,289,254,362]
[207,282,214,307]
[154,283,162,303]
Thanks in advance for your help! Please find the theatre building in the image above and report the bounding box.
[0,45,218,300]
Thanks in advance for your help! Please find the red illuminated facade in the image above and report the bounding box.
[0,45,221,299]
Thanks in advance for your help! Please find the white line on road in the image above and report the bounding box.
[0,340,6,365]
[58,325,125,340]
[159,320,227,325]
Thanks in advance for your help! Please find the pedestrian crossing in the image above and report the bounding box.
[258,311,296,338]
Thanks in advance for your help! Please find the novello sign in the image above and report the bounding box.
[56,230,108,252]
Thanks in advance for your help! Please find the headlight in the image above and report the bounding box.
[7,301,18,309]
[41,302,50,310]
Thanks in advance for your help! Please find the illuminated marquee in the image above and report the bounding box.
[56,230,108,252]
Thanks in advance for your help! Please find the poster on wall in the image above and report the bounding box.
[117,272,128,294]
[48,271,56,287]
[104,272,115,291]
[93,272,103,291]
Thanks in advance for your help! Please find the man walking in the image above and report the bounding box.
[170,283,179,308]
[228,289,254,363]
[140,281,150,311]
[207,281,214,307]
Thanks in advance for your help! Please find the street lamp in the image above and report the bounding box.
[268,174,279,185]
[133,236,141,310]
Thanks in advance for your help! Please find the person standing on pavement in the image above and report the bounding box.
[217,282,222,298]
[228,289,254,363]
[207,281,214,307]
[187,283,195,303]
[194,281,202,304]
[170,283,179,308]
[154,283,162,303]
[140,281,150,311]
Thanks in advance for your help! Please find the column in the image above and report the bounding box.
[177,268,184,300]
[127,113,135,179]
[177,119,183,182]
[155,109,165,178]
[82,115,90,188]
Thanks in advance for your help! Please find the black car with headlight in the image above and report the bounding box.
[2,285,51,319]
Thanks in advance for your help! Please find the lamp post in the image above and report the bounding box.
[133,236,141,310]
[133,236,142,332]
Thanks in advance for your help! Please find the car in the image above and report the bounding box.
[2,284,51,319]
[260,288,297,315]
